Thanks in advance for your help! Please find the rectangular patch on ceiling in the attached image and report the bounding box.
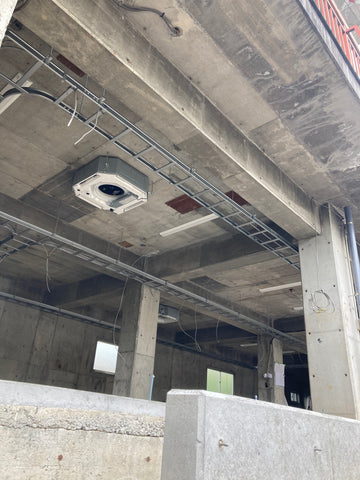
[166,191,248,214]
[166,194,202,214]
[225,191,248,206]
[56,54,85,77]
[119,240,133,248]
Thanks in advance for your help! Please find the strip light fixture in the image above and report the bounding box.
[160,213,218,237]
[259,281,302,293]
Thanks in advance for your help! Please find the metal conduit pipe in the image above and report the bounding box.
[0,209,306,352]
[0,290,121,331]
[0,291,256,370]
[344,206,360,321]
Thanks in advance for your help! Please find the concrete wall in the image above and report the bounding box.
[162,390,360,480]
[0,297,115,393]
[153,343,257,402]
[0,297,256,400]
[0,380,164,480]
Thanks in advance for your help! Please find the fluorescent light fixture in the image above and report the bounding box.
[0,74,32,115]
[293,306,304,311]
[160,213,218,237]
[259,281,302,293]
[240,343,258,348]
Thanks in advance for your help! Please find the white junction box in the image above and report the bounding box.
[72,156,148,214]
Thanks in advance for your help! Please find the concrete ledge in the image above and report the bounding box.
[0,379,165,417]
[0,404,164,437]
[0,381,164,479]
[161,390,360,480]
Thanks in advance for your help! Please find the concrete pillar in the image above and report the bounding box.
[113,281,160,400]
[0,0,17,46]
[257,335,287,404]
[299,205,360,418]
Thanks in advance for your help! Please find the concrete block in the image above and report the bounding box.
[0,380,165,417]
[161,390,360,480]
[0,402,163,479]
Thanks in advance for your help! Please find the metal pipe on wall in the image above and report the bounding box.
[344,206,360,319]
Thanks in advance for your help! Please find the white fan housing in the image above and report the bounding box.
[72,156,148,214]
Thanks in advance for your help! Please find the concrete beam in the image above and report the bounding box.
[0,195,306,351]
[175,318,305,346]
[161,282,307,353]
[148,234,275,282]
[45,234,274,307]
[14,0,320,239]
[45,274,124,308]
[175,325,256,346]
[0,192,139,269]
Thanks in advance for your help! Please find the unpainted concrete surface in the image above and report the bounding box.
[0,379,165,417]
[0,0,16,46]
[162,390,360,480]
[0,381,164,480]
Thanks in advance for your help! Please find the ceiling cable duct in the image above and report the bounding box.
[0,290,121,331]
[0,210,306,352]
[0,291,255,369]
[2,30,300,270]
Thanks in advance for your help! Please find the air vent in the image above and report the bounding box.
[72,156,148,214]
[158,304,180,324]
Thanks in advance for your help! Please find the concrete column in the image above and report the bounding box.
[113,281,160,400]
[0,0,17,46]
[299,205,360,418]
[257,335,287,404]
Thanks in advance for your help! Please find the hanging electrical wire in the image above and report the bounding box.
[42,244,57,293]
[73,108,101,146]
[111,0,182,36]
[67,89,77,127]
[193,305,201,352]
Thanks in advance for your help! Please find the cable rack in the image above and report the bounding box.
[0,211,305,351]
[1,30,300,270]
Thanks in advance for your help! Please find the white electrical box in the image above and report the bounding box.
[158,304,180,324]
[72,156,148,214]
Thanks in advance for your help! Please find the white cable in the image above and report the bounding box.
[193,305,201,352]
[74,108,100,146]
[42,245,57,293]
[67,89,77,127]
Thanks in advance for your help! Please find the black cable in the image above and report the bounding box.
[3,86,56,103]
[112,0,181,36]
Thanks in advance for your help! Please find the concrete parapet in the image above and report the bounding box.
[0,380,164,479]
[161,390,360,480]
[0,379,165,417]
